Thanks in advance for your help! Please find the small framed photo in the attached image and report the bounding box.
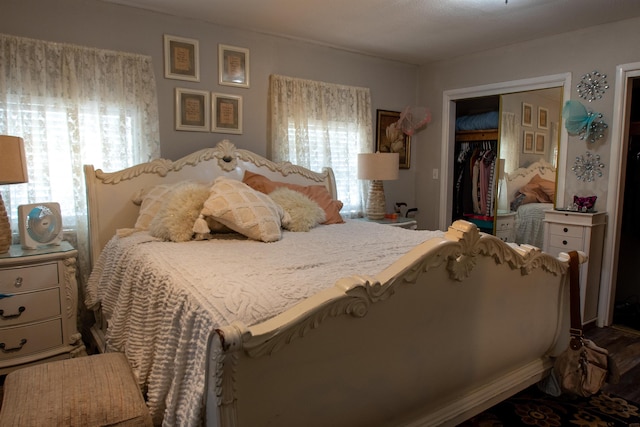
[164,34,200,82]
[523,130,534,153]
[218,44,250,88]
[375,109,410,169]
[522,102,533,127]
[538,107,549,129]
[212,93,243,134]
[175,88,210,132]
[535,132,546,154]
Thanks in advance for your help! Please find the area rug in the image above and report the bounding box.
[459,385,640,427]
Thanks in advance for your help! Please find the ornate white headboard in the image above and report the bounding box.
[84,139,337,267]
[505,159,556,204]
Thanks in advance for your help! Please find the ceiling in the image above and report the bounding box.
[102,0,640,65]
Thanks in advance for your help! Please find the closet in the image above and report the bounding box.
[452,96,500,235]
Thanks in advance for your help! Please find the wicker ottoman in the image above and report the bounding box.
[0,353,152,426]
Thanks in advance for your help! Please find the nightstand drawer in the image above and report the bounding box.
[547,223,583,238]
[0,263,59,293]
[0,318,63,361]
[548,234,584,251]
[0,288,61,327]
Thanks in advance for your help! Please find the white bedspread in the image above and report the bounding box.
[514,203,552,249]
[86,220,443,426]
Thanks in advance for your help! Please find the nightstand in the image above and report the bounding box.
[495,212,516,243]
[0,242,86,375]
[543,210,606,325]
[358,217,418,229]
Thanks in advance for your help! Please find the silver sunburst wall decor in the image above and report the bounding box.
[576,70,609,102]
[572,151,605,182]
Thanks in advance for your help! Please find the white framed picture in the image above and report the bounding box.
[212,93,243,134]
[175,88,210,131]
[164,34,200,82]
[218,44,250,88]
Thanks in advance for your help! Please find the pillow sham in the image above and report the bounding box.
[242,170,344,224]
[269,187,326,232]
[148,182,231,242]
[197,177,289,242]
[517,174,555,205]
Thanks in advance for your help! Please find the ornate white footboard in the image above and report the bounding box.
[206,220,573,427]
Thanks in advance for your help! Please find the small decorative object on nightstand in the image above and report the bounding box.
[495,212,516,243]
[0,242,85,375]
[543,209,606,325]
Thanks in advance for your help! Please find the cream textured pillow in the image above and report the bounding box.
[269,187,325,232]
[198,177,289,242]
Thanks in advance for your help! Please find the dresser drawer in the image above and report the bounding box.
[547,223,584,238]
[0,263,59,293]
[547,234,584,251]
[0,318,63,361]
[0,288,61,327]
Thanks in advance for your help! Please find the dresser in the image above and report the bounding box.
[543,210,606,325]
[0,242,85,374]
[495,212,516,243]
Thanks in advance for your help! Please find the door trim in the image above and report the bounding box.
[439,73,571,231]
[599,62,640,327]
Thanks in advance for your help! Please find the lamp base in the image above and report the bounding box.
[0,194,12,254]
[366,180,386,220]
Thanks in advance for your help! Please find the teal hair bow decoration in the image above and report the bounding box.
[562,100,607,143]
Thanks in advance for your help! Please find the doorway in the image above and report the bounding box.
[611,78,640,330]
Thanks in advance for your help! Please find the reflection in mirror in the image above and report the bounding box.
[500,87,562,248]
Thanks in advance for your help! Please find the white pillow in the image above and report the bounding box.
[198,177,289,242]
[269,187,325,232]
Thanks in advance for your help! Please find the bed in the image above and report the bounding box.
[505,159,557,248]
[84,139,573,427]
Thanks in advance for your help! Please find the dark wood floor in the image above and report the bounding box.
[585,324,640,403]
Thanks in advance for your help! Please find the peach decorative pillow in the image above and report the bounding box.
[197,177,289,242]
[243,170,344,224]
[518,174,555,204]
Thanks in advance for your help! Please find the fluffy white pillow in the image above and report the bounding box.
[269,187,325,232]
[148,183,211,242]
[134,181,194,230]
[197,177,290,242]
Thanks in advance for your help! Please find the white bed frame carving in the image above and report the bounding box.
[84,140,575,427]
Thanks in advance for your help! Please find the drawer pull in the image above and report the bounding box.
[0,306,26,320]
[14,277,23,288]
[0,338,27,353]
[563,240,568,245]
[563,227,568,233]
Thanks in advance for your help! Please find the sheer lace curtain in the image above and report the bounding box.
[269,74,372,216]
[500,112,519,174]
[0,33,160,283]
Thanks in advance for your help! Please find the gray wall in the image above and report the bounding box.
[415,17,640,231]
[2,0,419,213]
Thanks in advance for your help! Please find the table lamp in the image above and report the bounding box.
[0,135,29,254]
[358,152,399,220]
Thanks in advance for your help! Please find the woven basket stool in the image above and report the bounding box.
[0,352,152,426]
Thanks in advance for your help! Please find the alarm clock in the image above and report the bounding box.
[18,203,63,250]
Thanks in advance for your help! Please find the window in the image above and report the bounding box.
[0,34,159,282]
[270,74,372,216]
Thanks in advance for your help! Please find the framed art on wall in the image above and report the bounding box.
[535,132,546,154]
[218,44,250,88]
[212,93,243,134]
[523,130,534,153]
[164,34,200,82]
[522,102,533,127]
[375,109,410,169]
[175,88,210,132]
[538,107,549,129]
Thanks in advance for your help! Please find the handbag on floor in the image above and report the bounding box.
[551,250,619,397]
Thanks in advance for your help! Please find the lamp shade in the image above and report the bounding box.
[0,135,29,184]
[357,153,399,181]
